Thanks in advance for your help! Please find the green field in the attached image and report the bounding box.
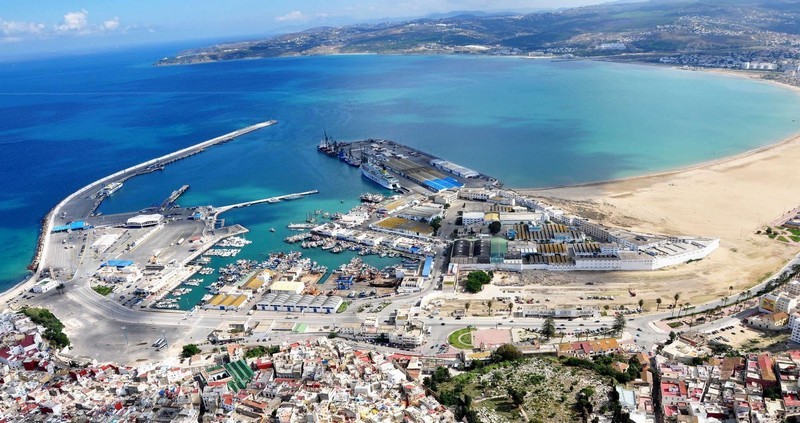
[92,285,114,296]
[448,327,476,350]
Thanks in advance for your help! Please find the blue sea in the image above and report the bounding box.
[1,43,800,291]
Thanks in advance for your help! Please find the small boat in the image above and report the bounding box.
[269,228,276,232]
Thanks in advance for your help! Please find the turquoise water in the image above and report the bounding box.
[1,46,799,289]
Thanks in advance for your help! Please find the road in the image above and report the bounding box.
[626,251,800,352]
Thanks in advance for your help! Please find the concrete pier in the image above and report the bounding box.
[23,120,278,290]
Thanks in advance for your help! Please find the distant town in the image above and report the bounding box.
[156,1,800,88]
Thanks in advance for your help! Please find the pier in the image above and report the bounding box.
[214,190,320,215]
[29,120,278,279]
[159,185,190,211]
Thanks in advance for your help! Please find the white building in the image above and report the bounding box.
[790,316,800,344]
[786,280,800,297]
[126,214,164,228]
[458,188,495,201]
[31,278,60,294]
[433,191,458,205]
[462,212,485,226]
[760,293,798,314]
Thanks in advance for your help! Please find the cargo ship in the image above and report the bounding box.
[317,130,349,157]
[360,162,400,190]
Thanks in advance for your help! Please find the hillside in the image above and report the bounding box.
[156,0,800,66]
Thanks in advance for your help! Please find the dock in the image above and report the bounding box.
[160,185,190,211]
[32,120,278,275]
[215,190,320,215]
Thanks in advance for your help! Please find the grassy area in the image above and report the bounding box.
[778,236,790,243]
[785,227,800,237]
[336,301,350,314]
[91,285,114,296]
[20,307,70,349]
[447,327,476,350]
[430,356,621,422]
[666,321,684,329]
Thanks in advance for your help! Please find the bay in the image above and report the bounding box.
[1,45,799,289]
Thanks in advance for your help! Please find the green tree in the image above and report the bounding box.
[430,217,443,235]
[656,297,662,311]
[574,387,595,422]
[492,344,523,362]
[508,385,526,408]
[465,278,484,293]
[327,332,338,339]
[464,271,491,293]
[488,221,502,234]
[638,299,644,310]
[432,366,451,383]
[181,344,201,358]
[541,317,556,340]
[612,314,626,336]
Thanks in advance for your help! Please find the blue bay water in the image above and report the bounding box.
[1,45,800,290]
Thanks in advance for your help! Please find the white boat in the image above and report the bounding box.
[288,223,316,230]
[269,228,276,232]
[360,162,400,190]
[98,181,123,197]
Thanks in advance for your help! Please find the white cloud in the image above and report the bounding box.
[57,10,89,32]
[275,11,307,22]
[102,17,120,31]
[0,10,126,42]
[1,19,46,36]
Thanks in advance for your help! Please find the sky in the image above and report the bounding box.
[0,0,615,57]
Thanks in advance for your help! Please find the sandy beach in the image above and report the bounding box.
[517,110,800,309]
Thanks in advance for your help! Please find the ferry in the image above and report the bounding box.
[360,162,400,190]
[98,181,123,197]
[288,223,317,230]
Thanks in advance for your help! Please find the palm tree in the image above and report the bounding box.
[638,299,644,311]
[672,293,681,316]
[656,298,662,311]
[508,302,514,316]
[487,300,493,316]
[728,285,734,298]
[465,302,471,316]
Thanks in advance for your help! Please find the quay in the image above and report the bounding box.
[159,185,190,211]
[23,120,278,288]
[214,190,320,215]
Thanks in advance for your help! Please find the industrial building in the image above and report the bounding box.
[126,214,164,228]
[268,281,305,295]
[255,294,342,314]
[371,217,434,238]
[203,293,251,311]
[382,157,465,192]
[51,221,91,233]
[429,159,480,178]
